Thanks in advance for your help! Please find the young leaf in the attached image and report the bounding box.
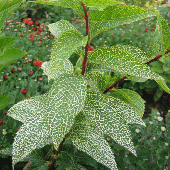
[68,112,118,170]
[7,73,87,168]
[49,30,88,82]
[89,5,156,39]
[87,46,164,81]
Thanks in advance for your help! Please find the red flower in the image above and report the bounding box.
[11,68,15,73]
[23,55,26,58]
[17,127,20,130]
[32,27,35,30]
[20,33,23,37]
[111,34,114,36]
[29,71,33,76]
[124,24,127,26]
[152,28,155,31]
[39,28,42,32]
[18,67,22,71]
[145,28,148,32]
[39,77,43,81]
[3,111,7,115]
[21,88,27,95]
[31,38,35,42]
[88,45,94,51]
[0,119,3,125]
[24,60,27,64]
[28,59,32,62]
[33,60,43,68]
[3,75,8,80]
[28,21,34,26]
[36,31,40,34]
[75,19,81,23]
[42,28,45,31]
[11,20,13,22]
[102,35,105,37]
[50,36,53,39]
[39,38,42,41]
[6,22,9,25]
[23,18,29,25]
[135,34,138,37]
[11,87,12,90]
[35,21,39,25]
[30,33,35,38]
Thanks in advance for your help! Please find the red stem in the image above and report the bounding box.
[103,49,170,94]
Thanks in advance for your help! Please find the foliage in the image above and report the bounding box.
[0,0,170,169]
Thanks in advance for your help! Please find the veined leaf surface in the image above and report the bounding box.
[82,90,146,157]
[7,73,87,168]
[48,30,88,82]
[88,46,164,81]
[89,5,156,39]
[68,112,118,170]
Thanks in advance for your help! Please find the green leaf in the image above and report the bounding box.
[108,88,146,118]
[68,112,118,170]
[155,80,170,94]
[84,0,125,11]
[7,73,87,168]
[89,5,156,39]
[0,146,13,157]
[0,95,15,110]
[0,48,25,70]
[82,90,146,157]
[0,0,24,31]
[0,36,20,55]
[88,46,164,81]
[28,0,84,20]
[49,30,88,82]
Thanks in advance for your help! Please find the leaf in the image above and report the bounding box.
[108,88,146,118]
[0,95,14,110]
[82,90,146,157]
[68,112,118,170]
[29,0,84,20]
[0,0,24,31]
[83,0,125,11]
[49,30,88,82]
[0,146,13,157]
[0,48,25,70]
[87,46,164,81]
[89,5,156,39]
[41,59,74,83]
[7,73,87,168]
[155,80,170,94]
[48,19,78,40]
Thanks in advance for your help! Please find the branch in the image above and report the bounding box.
[103,49,170,94]
[81,2,89,76]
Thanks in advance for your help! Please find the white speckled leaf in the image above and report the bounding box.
[108,88,146,118]
[41,59,74,83]
[89,5,156,39]
[7,73,87,168]
[49,30,88,82]
[147,12,170,58]
[48,19,78,39]
[68,112,118,170]
[82,90,146,158]
[88,46,164,81]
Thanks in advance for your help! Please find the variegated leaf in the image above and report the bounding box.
[49,30,88,82]
[68,112,118,170]
[7,73,87,168]
[88,46,164,81]
[82,90,145,158]
[89,5,156,39]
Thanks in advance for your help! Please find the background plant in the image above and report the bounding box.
[0,0,170,170]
